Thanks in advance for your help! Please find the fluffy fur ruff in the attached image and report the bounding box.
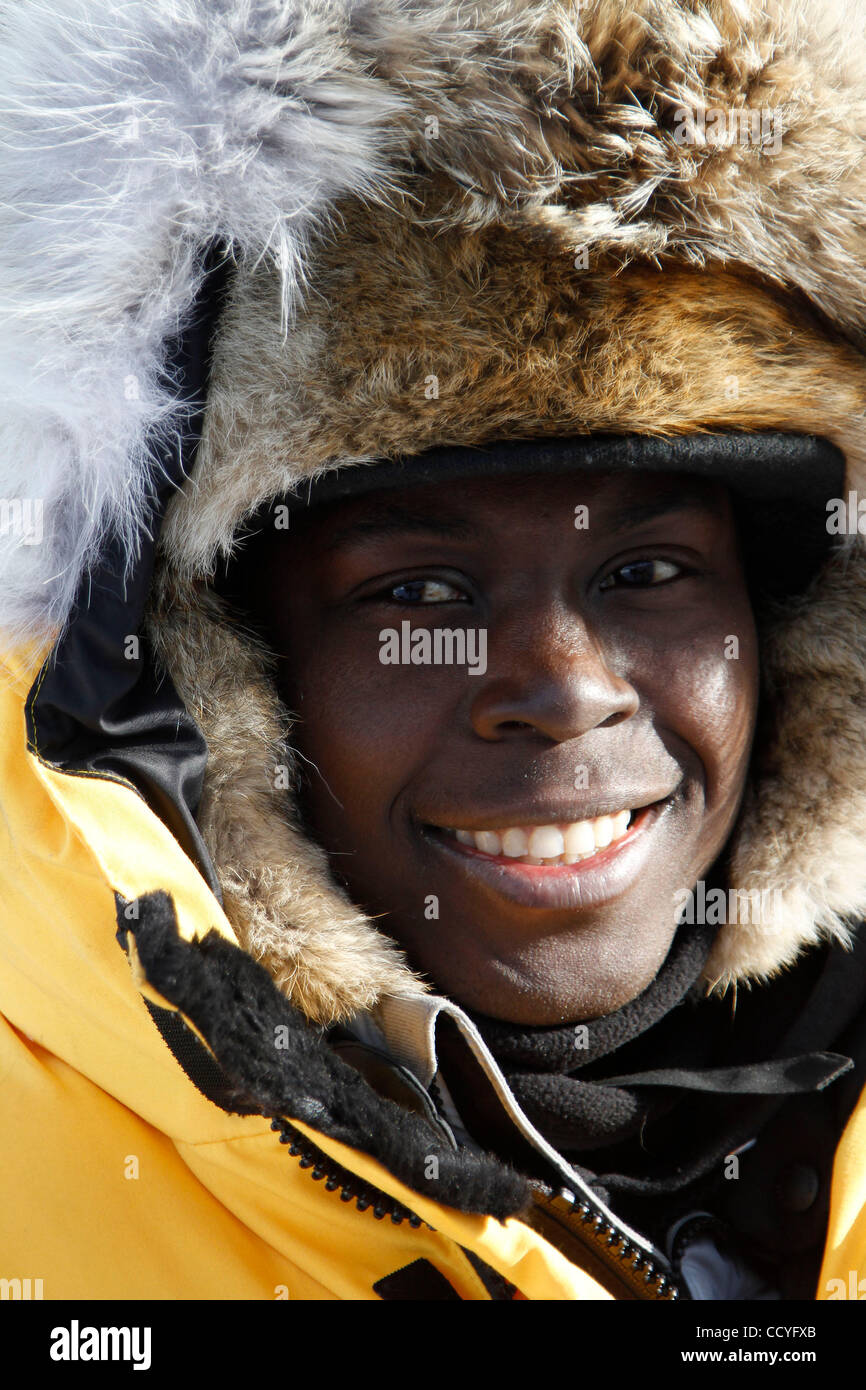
[7,0,866,640]
[6,1,866,1019]
[0,0,406,644]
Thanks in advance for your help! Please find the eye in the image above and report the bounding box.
[599,559,683,591]
[387,577,468,604]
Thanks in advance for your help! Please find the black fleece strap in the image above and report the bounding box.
[599,1052,853,1094]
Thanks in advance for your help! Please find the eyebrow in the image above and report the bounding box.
[603,493,717,535]
[322,506,480,551]
[318,487,717,551]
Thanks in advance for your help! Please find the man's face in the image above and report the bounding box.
[250,470,759,1024]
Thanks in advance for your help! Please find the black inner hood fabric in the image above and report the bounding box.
[264,429,845,515]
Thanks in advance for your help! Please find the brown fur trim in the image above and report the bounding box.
[337,0,866,344]
[145,572,428,1023]
[161,247,866,581]
[708,541,866,988]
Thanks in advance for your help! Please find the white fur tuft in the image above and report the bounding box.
[0,0,405,645]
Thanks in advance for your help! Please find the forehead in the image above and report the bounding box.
[298,469,731,548]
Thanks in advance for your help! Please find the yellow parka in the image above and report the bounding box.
[1,639,865,1300]
[2,0,866,1303]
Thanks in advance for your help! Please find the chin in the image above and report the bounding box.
[429,946,668,1025]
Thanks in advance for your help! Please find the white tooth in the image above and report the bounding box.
[593,815,614,849]
[455,830,474,845]
[612,809,631,838]
[501,828,530,858]
[474,830,502,855]
[528,826,565,860]
[564,821,595,857]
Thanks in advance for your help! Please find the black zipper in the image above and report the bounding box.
[271,1116,681,1299]
[526,1186,682,1301]
[269,1116,428,1227]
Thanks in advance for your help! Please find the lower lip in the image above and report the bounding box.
[421,804,669,911]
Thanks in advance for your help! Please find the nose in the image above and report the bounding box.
[469,603,638,743]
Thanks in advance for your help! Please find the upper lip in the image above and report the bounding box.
[421,792,675,831]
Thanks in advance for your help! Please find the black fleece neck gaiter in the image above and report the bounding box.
[434,918,847,1210]
[457,921,718,1156]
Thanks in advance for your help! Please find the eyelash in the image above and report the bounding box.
[383,577,469,605]
[371,558,688,605]
[598,558,686,591]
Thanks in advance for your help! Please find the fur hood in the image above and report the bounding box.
[3,0,866,1024]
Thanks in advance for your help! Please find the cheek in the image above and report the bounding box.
[686,648,757,801]
[652,604,760,814]
[283,636,452,831]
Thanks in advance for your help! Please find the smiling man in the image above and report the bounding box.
[243,470,759,1025]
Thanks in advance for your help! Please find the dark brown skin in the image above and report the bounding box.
[243,470,759,1024]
